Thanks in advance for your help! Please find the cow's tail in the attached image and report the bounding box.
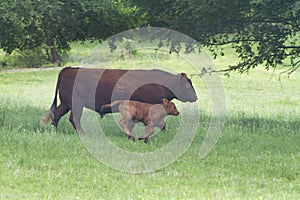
[40,73,60,126]
[100,100,123,116]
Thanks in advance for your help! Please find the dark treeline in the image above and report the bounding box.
[0,0,299,73]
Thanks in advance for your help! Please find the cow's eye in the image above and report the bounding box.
[186,83,191,88]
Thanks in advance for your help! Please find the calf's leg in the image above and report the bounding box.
[118,118,135,141]
[138,124,154,143]
[158,119,166,131]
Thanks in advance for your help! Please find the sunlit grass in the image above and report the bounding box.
[0,46,300,199]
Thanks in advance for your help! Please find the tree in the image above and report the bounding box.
[1,0,299,72]
[133,0,300,74]
[0,0,142,66]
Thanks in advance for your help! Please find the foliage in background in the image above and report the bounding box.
[0,0,299,73]
[0,47,52,69]
[133,0,300,74]
[0,0,142,66]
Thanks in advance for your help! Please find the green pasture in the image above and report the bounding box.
[0,46,300,199]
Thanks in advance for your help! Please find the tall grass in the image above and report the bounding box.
[1,102,299,199]
[0,45,300,199]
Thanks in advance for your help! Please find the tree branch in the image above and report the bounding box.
[279,60,300,80]
[206,39,260,46]
[278,46,300,49]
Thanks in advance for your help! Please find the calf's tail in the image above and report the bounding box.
[100,100,123,116]
[40,73,61,126]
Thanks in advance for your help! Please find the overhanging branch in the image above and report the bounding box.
[278,46,300,49]
[206,39,260,46]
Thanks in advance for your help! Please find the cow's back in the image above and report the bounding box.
[57,67,178,111]
[98,69,177,104]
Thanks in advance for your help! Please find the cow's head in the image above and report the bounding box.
[174,73,197,102]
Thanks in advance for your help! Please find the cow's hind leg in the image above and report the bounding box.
[52,103,70,128]
[69,105,84,133]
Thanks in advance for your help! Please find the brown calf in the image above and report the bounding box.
[101,99,179,142]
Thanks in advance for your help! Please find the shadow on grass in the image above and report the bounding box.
[0,104,75,134]
[0,103,299,136]
[225,111,300,135]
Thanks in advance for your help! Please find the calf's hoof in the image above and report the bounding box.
[128,135,135,142]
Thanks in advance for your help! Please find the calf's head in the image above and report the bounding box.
[174,73,197,103]
[162,99,179,116]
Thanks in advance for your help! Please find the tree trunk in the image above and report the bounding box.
[47,39,61,67]
[123,48,131,60]
[45,47,51,61]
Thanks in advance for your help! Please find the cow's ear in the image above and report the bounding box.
[181,73,187,79]
[179,73,192,88]
[179,73,188,83]
[162,98,169,104]
[178,73,185,82]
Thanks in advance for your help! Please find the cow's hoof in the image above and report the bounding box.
[138,137,148,143]
[77,128,85,134]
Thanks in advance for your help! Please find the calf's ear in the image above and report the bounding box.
[162,98,169,104]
